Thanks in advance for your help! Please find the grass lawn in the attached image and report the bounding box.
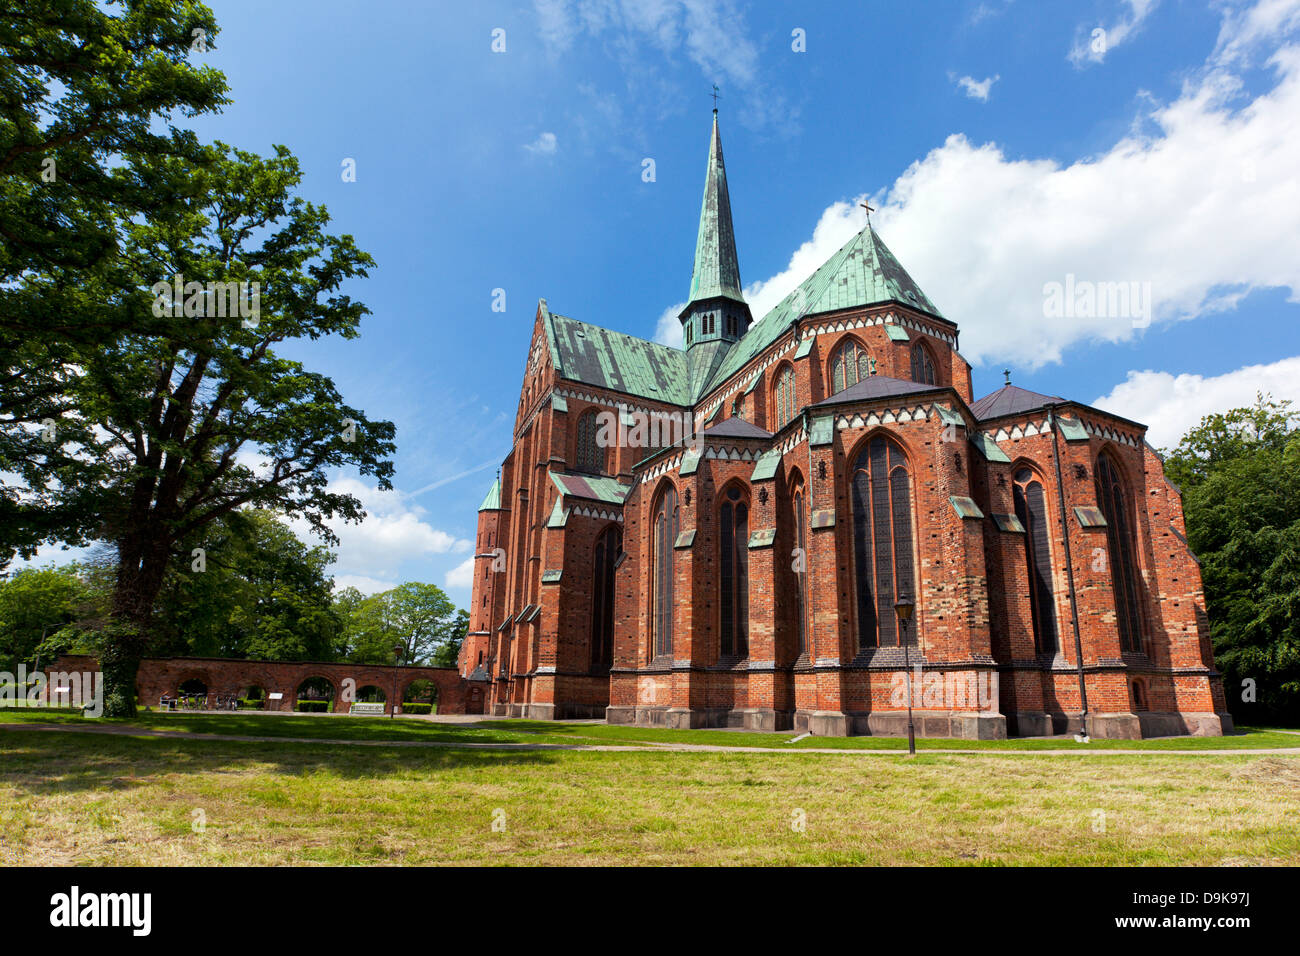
[2,713,1299,865]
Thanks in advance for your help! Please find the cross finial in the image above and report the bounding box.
[1003,369,1011,386]
[860,200,874,224]
[711,84,721,111]
[869,357,878,376]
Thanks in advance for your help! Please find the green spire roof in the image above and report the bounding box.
[686,111,745,306]
[478,479,502,511]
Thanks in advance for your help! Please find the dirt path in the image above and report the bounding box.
[4,721,1300,756]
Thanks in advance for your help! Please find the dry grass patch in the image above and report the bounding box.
[1,730,1297,866]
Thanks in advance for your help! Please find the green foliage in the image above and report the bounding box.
[1166,395,1300,724]
[338,582,463,666]
[400,702,432,715]
[295,700,328,713]
[0,564,103,669]
[0,0,229,564]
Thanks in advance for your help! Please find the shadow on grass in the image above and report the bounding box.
[0,727,561,797]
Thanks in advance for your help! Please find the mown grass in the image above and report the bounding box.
[1,728,1297,865]
[1,710,1296,751]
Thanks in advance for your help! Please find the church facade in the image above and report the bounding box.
[459,112,1231,739]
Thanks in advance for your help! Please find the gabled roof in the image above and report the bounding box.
[548,471,630,505]
[478,479,502,511]
[703,417,772,439]
[969,384,1063,421]
[687,111,745,307]
[809,373,943,408]
[701,222,945,398]
[542,303,691,406]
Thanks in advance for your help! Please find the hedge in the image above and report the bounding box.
[295,700,329,713]
[400,702,433,715]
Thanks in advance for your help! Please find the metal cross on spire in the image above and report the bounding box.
[711,83,721,111]
[1003,369,1012,386]
[860,200,874,224]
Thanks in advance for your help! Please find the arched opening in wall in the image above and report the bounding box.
[590,524,622,674]
[910,341,937,385]
[575,409,606,474]
[773,364,797,430]
[1095,451,1145,654]
[850,434,916,649]
[791,477,809,658]
[828,337,871,396]
[295,676,335,713]
[1130,678,1148,713]
[651,482,679,660]
[718,483,750,660]
[177,678,207,706]
[1013,466,1059,655]
[403,679,439,715]
[240,685,266,709]
[356,684,387,703]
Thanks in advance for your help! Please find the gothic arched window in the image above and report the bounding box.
[792,481,808,657]
[1095,453,1144,653]
[774,366,797,430]
[575,409,604,474]
[719,485,750,658]
[1013,467,1058,654]
[651,484,679,658]
[910,342,936,385]
[590,525,621,673]
[829,338,871,395]
[850,435,916,648]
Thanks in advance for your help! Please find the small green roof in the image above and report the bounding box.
[478,479,502,511]
[548,471,630,506]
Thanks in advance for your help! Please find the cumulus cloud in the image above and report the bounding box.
[524,131,558,155]
[332,574,401,596]
[1069,0,1159,66]
[955,74,1000,101]
[1093,355,1300,449]
[652,300,686,348]
[444,556,476,591]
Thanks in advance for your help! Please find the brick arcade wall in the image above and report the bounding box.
[48,655,470,715]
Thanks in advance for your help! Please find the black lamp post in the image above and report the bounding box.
[391,644,404,718]
[894,597,917,756]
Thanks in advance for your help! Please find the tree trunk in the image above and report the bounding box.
[102,539,170,717]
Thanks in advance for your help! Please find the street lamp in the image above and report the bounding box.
[894,597,917,756]
[391,644,404,718]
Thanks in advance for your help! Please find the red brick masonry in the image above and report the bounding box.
[48,655,480,715]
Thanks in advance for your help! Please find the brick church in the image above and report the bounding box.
[459,110,1231,739]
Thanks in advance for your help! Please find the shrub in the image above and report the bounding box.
[401,702,432,715]
[296,700,328,713]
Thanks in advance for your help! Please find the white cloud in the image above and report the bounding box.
[287,477,471,587]
[1069,0,1159,66]
[444,556,476,591]
[535,0,758,87]
[524,131,558,155]
[332,574,399,596]
[652,300,686,347]
[844,2,1300,369]
[956,74,1000,101]
[1213,0,1300,65]
[1093,355,1300,449]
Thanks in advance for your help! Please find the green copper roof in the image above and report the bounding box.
[700,222,945,398]
[687,112,745,307]
[548,471,630,506]
[478,479,502,511]
[541,302,690,405]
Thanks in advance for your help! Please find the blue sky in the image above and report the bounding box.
[36,0,1300,603]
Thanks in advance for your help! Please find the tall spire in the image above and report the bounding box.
[687,109,745,305]
[680,108,752,397]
